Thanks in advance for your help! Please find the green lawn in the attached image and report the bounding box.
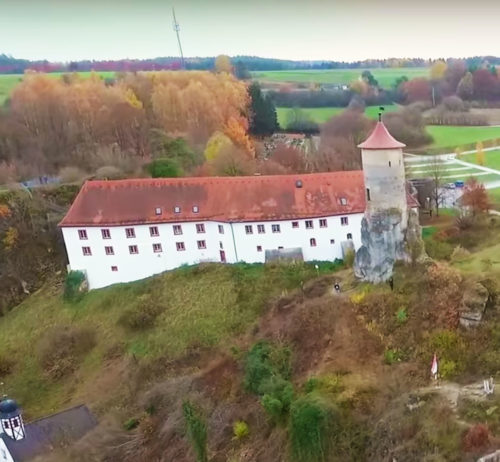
[0,71,116,105]
[252,68,428,88]
[461,149,500,170]
[426,126,500,150]
[277,104,398,126]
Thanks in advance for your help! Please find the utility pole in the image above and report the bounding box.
[172,7,185,69]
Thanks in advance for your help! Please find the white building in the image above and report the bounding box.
[59,121,417,290]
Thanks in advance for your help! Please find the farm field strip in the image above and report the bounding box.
[425,125,500,149]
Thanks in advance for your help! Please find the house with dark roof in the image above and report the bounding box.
[59,120,419,290]
[0,399,96,462]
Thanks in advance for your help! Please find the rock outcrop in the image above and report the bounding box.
[459,282,490,327]
[354,208,424,283]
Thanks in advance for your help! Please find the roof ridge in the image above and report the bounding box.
[25,404,90,426]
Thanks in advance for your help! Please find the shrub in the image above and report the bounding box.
[0,355,14,377]
[384,348,403,365]
[59,166,85,183]
[182,400,208,462]
[424,238,453,260]
[63,270,87,302]
[289,395,338,462]
[233,420,249,440]
[350,291,366,304]
[124,417,140,431]
[450,245,471,262]
[396,307,408,325]
[94,165,124,180]
[38,326,96,379]
[260,376,294,422]
[343,248,355,268]
[146,158,183,178]
[118,295,165,330]
[463,424,490,452]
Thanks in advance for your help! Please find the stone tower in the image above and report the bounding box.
[354,117,422,282]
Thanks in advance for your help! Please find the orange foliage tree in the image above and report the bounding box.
[461,177,491,215]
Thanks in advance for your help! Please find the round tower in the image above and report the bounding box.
[0,398,25,440]
[357,117,407,216]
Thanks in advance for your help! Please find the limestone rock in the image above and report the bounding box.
[459,282,489,327]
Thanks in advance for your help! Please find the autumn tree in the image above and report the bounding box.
[430,60,447,81]
[457,72,474,100]
[472,69,498,100]
[401,78,432,103]
[214,55,233,74]
[204,131,234,161]
[475,141,485,166]
[271,143,307,173]
[461,177,491,215]
[248,82,278,136]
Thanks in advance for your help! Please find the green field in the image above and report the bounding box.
[426,125,500,150]
[462,149,500,170]
[0,71,116,105]
[277,104,399,126]
[252,68,428,88]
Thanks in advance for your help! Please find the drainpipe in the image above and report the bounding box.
[230,223,239,262]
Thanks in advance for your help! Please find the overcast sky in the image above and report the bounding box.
[2,0,500,62]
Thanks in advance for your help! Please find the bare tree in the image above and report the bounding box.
[428,155,447,216]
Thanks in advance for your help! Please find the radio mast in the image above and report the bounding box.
[172,7,185,69]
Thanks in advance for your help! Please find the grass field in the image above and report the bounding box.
[461,149,500,170]
[277,104,399,126]
[0,71,115,105]
[426,125,500,150]
[252,68,428,88]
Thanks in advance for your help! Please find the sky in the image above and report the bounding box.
[2,0,500,62]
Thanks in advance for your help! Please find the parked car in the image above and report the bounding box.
[454,180,465,188]
[444,183,456,189]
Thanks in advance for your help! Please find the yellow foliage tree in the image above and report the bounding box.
[124,88,143,109]
[214,55,233,74]
[476,141,485,166]
[0,204,11,218]
[2,227,19,250]
[224,116,255,157]
[430,60,447,81]
[204,131,234,161]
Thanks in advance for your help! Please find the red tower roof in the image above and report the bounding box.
[358,121,406,150]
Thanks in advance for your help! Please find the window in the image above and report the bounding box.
[192,205,199,213]
[292,221,299,228]
[219,241,224,249]
[101,228,111,239]
[150,226,159,237]
[330,239,335,244]
[257,245,262,252]
[278,246,284,250]
[272,224,281,233]
[129,245,139,254]
[347,233,353,240]
[257,224,265,234]
[111,266,118,272]
[155,207,162,215]
[197,240,206,249]
[82,246,92,256]
[78,229,88,240]
[305,220,313,229]
[310,238,317,247]
[245,225,253,234]
[319,219,327,228]
[173,225,182,235]
[153,243,162,253]
[340,217,348,226]
[125,228,135,238]
[13,419,19,428]
[4,421,9,429]
[196,223,205,234]
[366,188,371,201]
[105,246,114,255]
[340,197,347,206]
[174,206,181,213]
[218,225,224,234]
[389,161,392,167]
[176,242,185,251]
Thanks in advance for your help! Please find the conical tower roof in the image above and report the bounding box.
[358,121,406,150]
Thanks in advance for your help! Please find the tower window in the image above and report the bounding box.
[257,224,265,234]
[347,233,353,240]
[101,228,111,239]
[197,240,206,249]
[105,246,114,255]
[319,219,327,228]
[78,229,88,240]
[150,226,159,237]
[111,266,118,272]
[153,243,162,253]
[129,245,139,254]
[245,225,253,234]
[340,197,347,205]
[196,223,205,233]
[272,224,281,233]
[389,161,392,167]
[257,245,262,252]
[173,225,183,235]
[218,225,224,234]
[82,246,92,256]
[292,221,299,228]
[341,217,348,226]
[125,228,135,238]
[366,188,371,201]
[310,238,317,247]
[176,242,185,251]
[305,220,313,229]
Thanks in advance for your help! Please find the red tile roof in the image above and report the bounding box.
[59,172,367,227]
[358,121,406,150]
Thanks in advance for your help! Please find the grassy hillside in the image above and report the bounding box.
[252,68,428,88]
[462,149,500,169]
[277,104,398,126]
[0,261,340,420]
[426,125,500,150]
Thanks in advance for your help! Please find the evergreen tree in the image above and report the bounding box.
[249,82,278,136]
[234,60,251,80]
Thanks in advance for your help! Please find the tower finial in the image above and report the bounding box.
[378,106,385,122]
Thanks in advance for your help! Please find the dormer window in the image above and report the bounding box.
[174,206,181,214]
[192,205,199,213]
[340,197,347,206]
[155,207,162,215]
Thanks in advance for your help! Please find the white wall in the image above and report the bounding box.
[0,439,14,462]
[62,213,363,290]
